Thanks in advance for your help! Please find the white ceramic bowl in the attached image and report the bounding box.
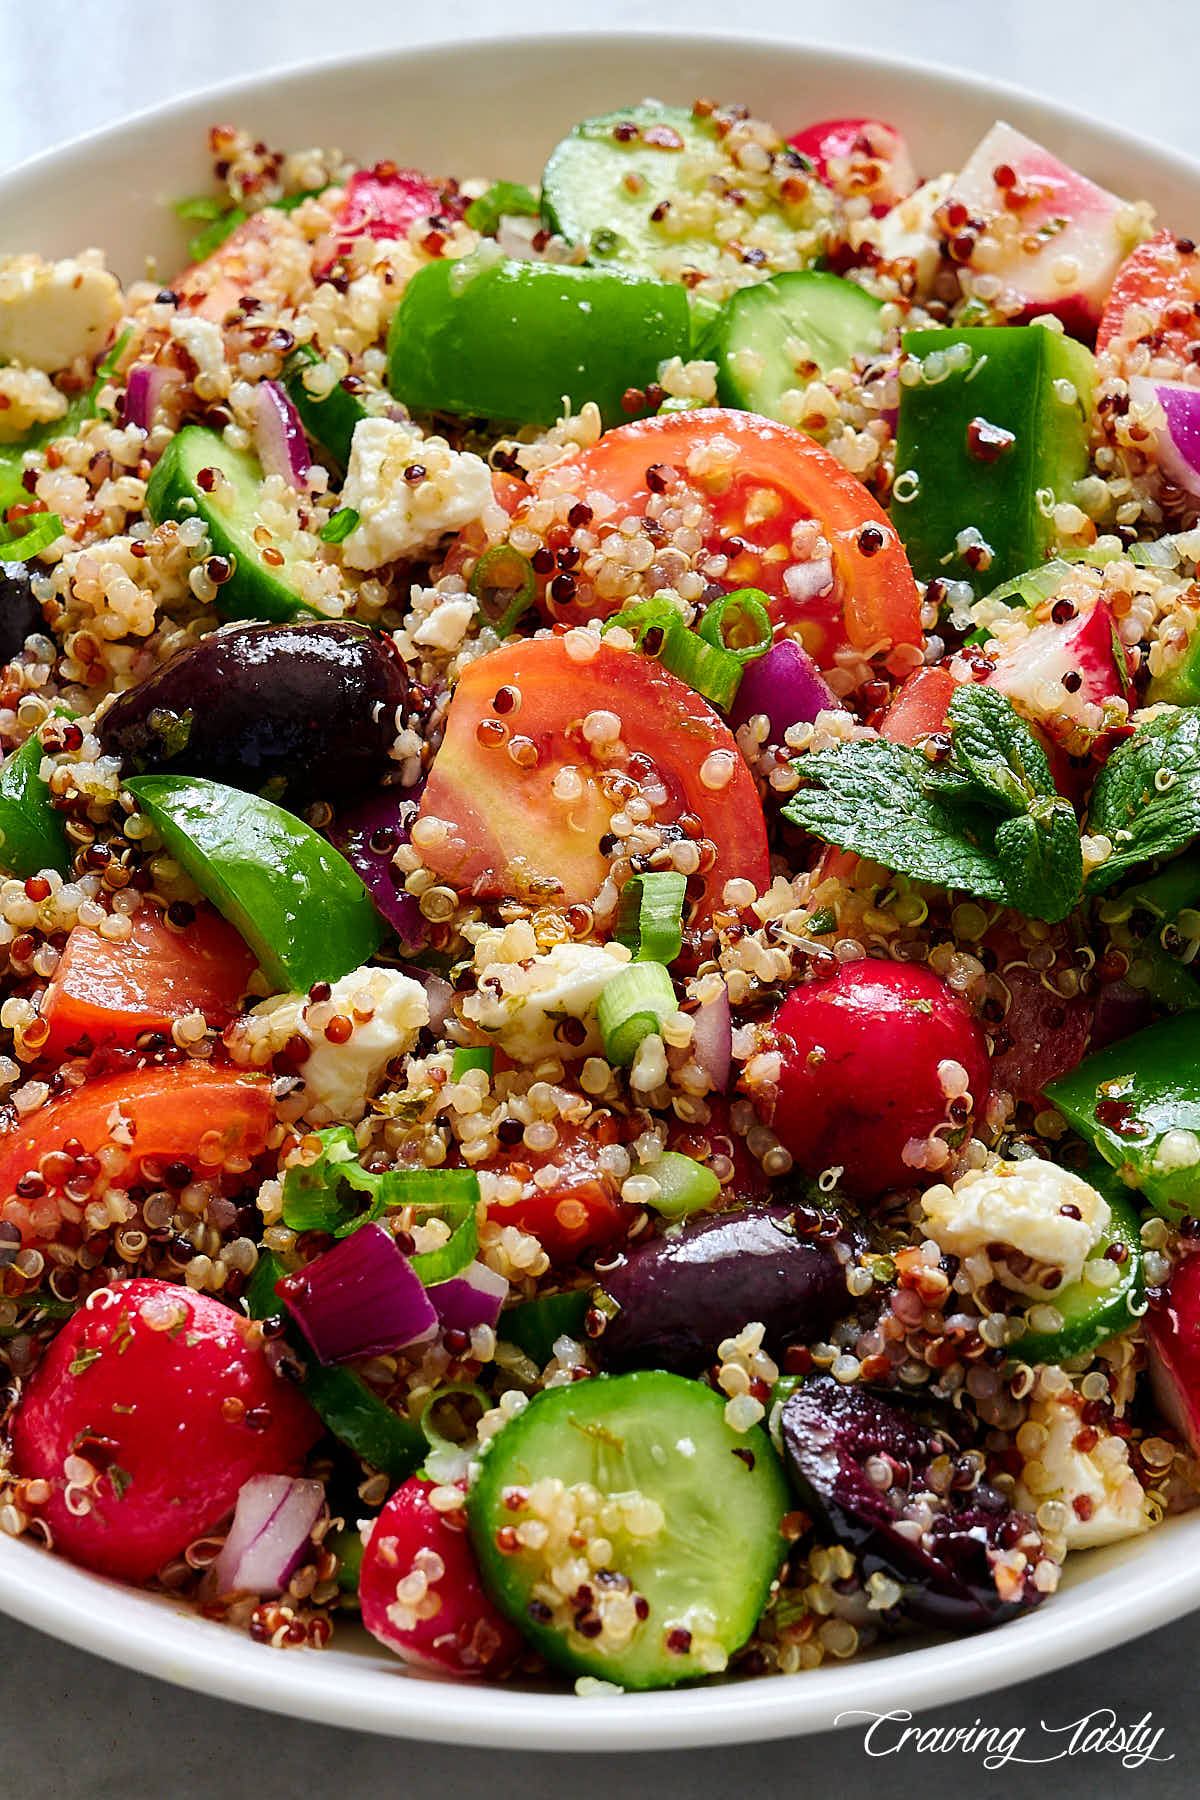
[2,28,1199,1750]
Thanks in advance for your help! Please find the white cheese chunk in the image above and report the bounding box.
[340,418,493,569]
[920,1159,1110,1298]
[1014,1394,1150,1551]
[461,940,631,1063]
[0,252,123,372]
[241,966,428,1125]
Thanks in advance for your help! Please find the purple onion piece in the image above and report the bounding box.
[728,637,843,740]
[1131,376,1200,500]
[690,981,732,1093]
[329,784,428,953]
[125,363,176,432]
[428,1260,509,1332]
[399,964,454,1036]
[279,1223,437,1365]
[211,1473,324,1598]
[254,379,312,488]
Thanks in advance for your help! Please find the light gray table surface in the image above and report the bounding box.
[2,1,1198,1791]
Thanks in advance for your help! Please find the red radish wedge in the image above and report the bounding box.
[360,1477,522,1677]
[787,117,916,215]
[943,121,1145,337]
[1148,1255,1200,1456]
[984,599,1133,751]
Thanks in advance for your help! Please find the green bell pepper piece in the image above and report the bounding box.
[497,1289,590,1367]
[387,252,692,427]
[1045,1014,1200,1218]
[0,712,74,878]
[282,345,369,473]
[246,1251,425,1481]
[126,773,380,992]
[892,326,1095,589]
[1006,1170,1143,1366]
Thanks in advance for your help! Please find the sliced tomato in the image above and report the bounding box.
[1096,228,1200,367]
[173,213,292,322]
[38,903,256,1063]
[521,410,922,664]
[875,664,959,746]
[417,633,770,954]
[664,1096,770,1208]
[0,1064,273,1244]
[480,1121,632,1264]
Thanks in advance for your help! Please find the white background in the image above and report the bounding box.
[3,1,1198,1794]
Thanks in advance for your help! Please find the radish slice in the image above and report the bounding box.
[690,981,732,1094]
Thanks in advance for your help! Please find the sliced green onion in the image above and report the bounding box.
[0,514,63,562]
[696,588,773,663]
[465,181,540,234]
[641,1151,721,1220]
[657,395,704,414]
[470,543,536,637]
[418,1381,491,1455]
[319,506,359,543]
[185,205,248,263]
[451,1046,494,1080]
[597,960,677,1066]
[498,1289,591,1366]
[602,599,744,711]
[280,1125,480,1272]
[92,327,132,396]
[407,1187,479,1285]
[614,871,687,964]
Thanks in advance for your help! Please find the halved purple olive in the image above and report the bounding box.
[779,1374,1044,1629]
[589,1203,860,1375]
[0,563,43,664]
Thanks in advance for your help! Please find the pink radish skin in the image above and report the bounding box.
[983,599,1133,749]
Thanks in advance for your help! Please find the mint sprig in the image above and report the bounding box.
[782,685,1082,923]
[1085,707,1200,891]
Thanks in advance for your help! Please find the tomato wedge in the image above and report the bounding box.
[874,664,959,747]
[416,633,769,952]
[0,1064,273,1244]
[520,410,922,663]
[1096,228,1200,368]
[38,902,257,1062]
[481,1121,632,1264]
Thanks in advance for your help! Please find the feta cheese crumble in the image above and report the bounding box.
[921,1159,1110,1298]
[1014,1394,1150,1550]
[340,418,493,569]
[0,252,123,372]
[461,940,632,1063]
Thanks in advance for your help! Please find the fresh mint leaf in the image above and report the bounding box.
[1085,707,1200,891]
[996,799,1082,924]
[946,683,1057,817]
[782,738,1009,899]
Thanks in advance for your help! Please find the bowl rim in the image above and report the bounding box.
[2,26,1200,1750]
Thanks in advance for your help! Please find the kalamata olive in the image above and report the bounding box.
[0,563,44,664]
[779,1375,1044,1629]
[97,620,410,804]
[590,1202,859,1375]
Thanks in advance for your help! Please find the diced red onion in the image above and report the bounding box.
[691,981,732,1094]
[125,363,176,433]
[254,379,311,489]
[211,1473,324,1598]
[728,637,842,740]
[329,784,428,954]
[279,1223,437,1365]
[428,1260,509,1332]
[1131,376,1200,500]
[782,557,834,606]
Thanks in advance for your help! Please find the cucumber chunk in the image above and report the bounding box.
[711,271,884,420]
[283,345,369,473]
[468,1370,787,1689]
[145,425,318,623]
[1006,1176,1143,1365]
[541,104,827,290]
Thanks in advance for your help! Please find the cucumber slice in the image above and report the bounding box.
[542,105,826,288]
[468,1370,787,1689]
[711,272,884,419]
[1006,1178,1143,1366]
[145,425,318,623]
[498,1289,591,1368]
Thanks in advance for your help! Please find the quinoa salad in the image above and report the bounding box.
[1,98,1200,1695]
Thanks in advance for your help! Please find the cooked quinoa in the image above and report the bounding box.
[0,98,1199,1692]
